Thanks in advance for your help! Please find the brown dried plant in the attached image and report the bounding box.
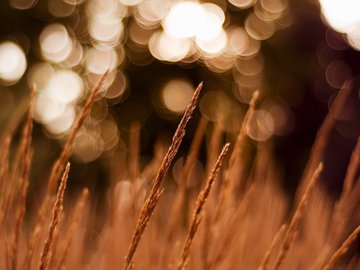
[177,143,230,270]
[0,79,359,270]
[124,82,203,270]
[39,163,71,270]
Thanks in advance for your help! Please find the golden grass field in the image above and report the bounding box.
[0,72,359,270]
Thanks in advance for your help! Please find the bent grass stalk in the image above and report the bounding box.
[39,163,71,270]
[177,143,230,270]
[124,82,203,270]
[322,224,360,270]
[273,163,323,270]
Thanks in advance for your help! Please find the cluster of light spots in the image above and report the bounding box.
[161,79,194,114]
[86,0,127,46]
[135,0,172,28]
[143,0,290,75]
[247,109,275,141]
[245,12,276,40]
[8,0,292,161]
[40,24,73,63]
[72,126,104,162]
[29,64,84,135]
[0,41,27,84]
[85,47,119,74]
[149,31,192,62]
[319,0,360,50]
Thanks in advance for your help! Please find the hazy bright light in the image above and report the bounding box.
[319,0,360,33]
[27,63,55,90]
[149,31,192,62]
[245,12,276,40]
[86,0,127,19]
[85,47,118,74]
[347,24,360,50]
[196,29,227,56]
[163,1,225,41]
[73,128,104,162]
[0,41,27,83]
[88,17,123,45]
[247,110,274,141]
[163,1,205,38]
[161,80,194,113]
[45,69,84,103]
[137,0,172,26]
[34,93,66,123]
[39,24,73,62]
[228,27,250,56]
[44,105,75,134]
[196,3,225,41]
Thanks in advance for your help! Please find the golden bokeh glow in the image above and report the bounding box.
[320,0,360,50]
[161,80,194,114]
[0,41,27,83]
[39,24,73,63]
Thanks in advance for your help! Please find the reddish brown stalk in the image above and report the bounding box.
[55,188,89,270]
[167,117,208,242]
[343,136,360,195]
[177,143,230,270]
[0,135,11,199]
[205,121,222,179]
[39,163,71,270]
[257,224,287,270]
[273,163,323,270]
[0,135,11,226]
[297,81,351,201]
[322,224,360,270]
[47,71,109,193]
[215,90,259,220]
[124,82,203,270]
[11,85,34,270]
[31,71,109,260]
[23,224,41,270]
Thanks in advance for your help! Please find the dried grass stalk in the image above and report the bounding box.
[177,143,230,270]
[167,117,208,242]
[322,224,360,270]
[273,162,323,270]
[55,188,89,270]
[23,226,41,270]
[0,135,11,199]
[124,82,203,270]
[343,136,360,195]
[11,85,35,270]
[47,70,109,193]
[0,135,11,226]
[257,224,287,270]
[39,163,71,270]
[297,81,351,201]
[216,90,259,218]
